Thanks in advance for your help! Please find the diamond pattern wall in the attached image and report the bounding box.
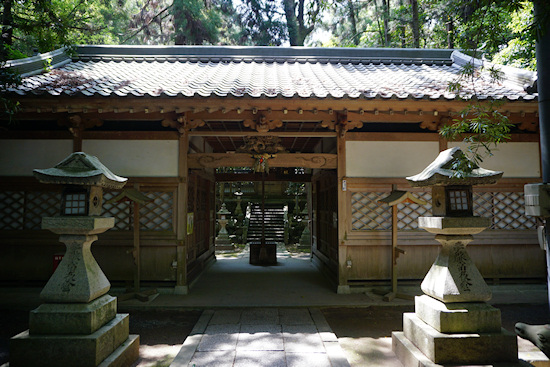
[352,190,535,231]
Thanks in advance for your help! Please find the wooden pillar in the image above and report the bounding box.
[336,123,350,293]
[133,184,141,292]
[439,134,448,152]
[69,115,83,152]
[175,132,189,294]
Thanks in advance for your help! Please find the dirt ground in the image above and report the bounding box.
[2,303,549,367]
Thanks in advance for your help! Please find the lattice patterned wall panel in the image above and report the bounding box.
[495,192,536,229]
[352,191,432,231]
[0,191,25,230]
[24,192,61,229]
[102,191,131,230]
[351,192,392,230]
[474,192,536,230]
[352,190,535,232]
[396,192,432,230]
[139,192,174,231]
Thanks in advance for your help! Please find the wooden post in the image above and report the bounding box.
[439,134,448,152]
[133,184,141,292]
[175,132,189,294]
[391,201,398,294]
[336,120,349,293]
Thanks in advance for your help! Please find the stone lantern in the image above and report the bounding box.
[10,152,139,367]
[216,203,233,250]
[392,147,521,366]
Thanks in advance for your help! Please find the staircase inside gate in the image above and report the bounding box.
[246,203,285,244]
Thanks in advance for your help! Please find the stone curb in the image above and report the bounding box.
[170,310,214,366]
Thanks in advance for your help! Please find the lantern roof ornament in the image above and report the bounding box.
[33,152,127,189]
[406,147,502,187]
[105,188,152,205]
[379,190,427,206]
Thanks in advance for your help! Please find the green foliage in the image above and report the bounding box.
[0,61,21,125]
[2,0,130,56]
[237,0,288,45]
[172,0,221,44]
[440,101,513,177]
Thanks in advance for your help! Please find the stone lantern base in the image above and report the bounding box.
[10,296,139,367]
[392,295,522,366]
[392,216,524,366]
[9,217,139,367]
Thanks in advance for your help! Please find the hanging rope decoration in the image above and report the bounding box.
[253,153,272,173]
[237,136,286,173]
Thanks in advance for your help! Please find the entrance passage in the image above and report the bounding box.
[187,245,364,307]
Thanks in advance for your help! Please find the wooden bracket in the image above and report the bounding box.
[243,114,283,133]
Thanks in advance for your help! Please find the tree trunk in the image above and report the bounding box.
[409,0,419,48]
[533,0,550,308]
[283,0,300,45]
[283,0,313,46]
[347,0,359,45]
[382,0,391,47]
[1,0,13,60]
[446,17,454,49]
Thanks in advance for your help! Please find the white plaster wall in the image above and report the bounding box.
[449,142,540,178]
[82,140,178,177]
[0,139,72,176]
[346,141,440,177]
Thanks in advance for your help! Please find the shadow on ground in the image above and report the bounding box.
[322,304,549,367]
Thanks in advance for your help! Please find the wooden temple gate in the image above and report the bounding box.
[0,46,545,294]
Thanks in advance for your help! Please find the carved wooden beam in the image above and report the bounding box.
[188,153,337,169]
[243,114,283,132]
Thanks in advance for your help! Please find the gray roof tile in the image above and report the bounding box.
[10,47,537,102]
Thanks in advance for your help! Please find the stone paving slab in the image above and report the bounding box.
[237,324,284,351]
[198,325,240,352]
[241,308,279,325]
[189,351,235,367]
[282,324,326,353]
[234,351,286,367]
[279,308,314,325]
[170,308,351,367]
[210,309,243,325]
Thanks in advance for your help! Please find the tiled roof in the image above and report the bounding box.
[6,46,537,102]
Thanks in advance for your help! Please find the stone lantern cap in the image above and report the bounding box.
[217,203,231,215]
[406,147,502,187]
[33,152,127,189]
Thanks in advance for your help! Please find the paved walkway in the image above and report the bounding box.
[170,307,350,367]
[0,245,548,367]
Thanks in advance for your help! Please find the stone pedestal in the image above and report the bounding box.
[298,221,311,249]
[392,216,525,366]
[10,217,139,367]
[421,234,492,303]
[215,217,234,250]
[393,296,521,366]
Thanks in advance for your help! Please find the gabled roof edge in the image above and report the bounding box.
[4,47,71,78]
[451,50,537,91]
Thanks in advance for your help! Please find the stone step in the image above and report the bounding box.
[97,334,140,367]
[10,313,131,367]
[29,294,117,335]
[402,313,518,365]
[392,331,531,367]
